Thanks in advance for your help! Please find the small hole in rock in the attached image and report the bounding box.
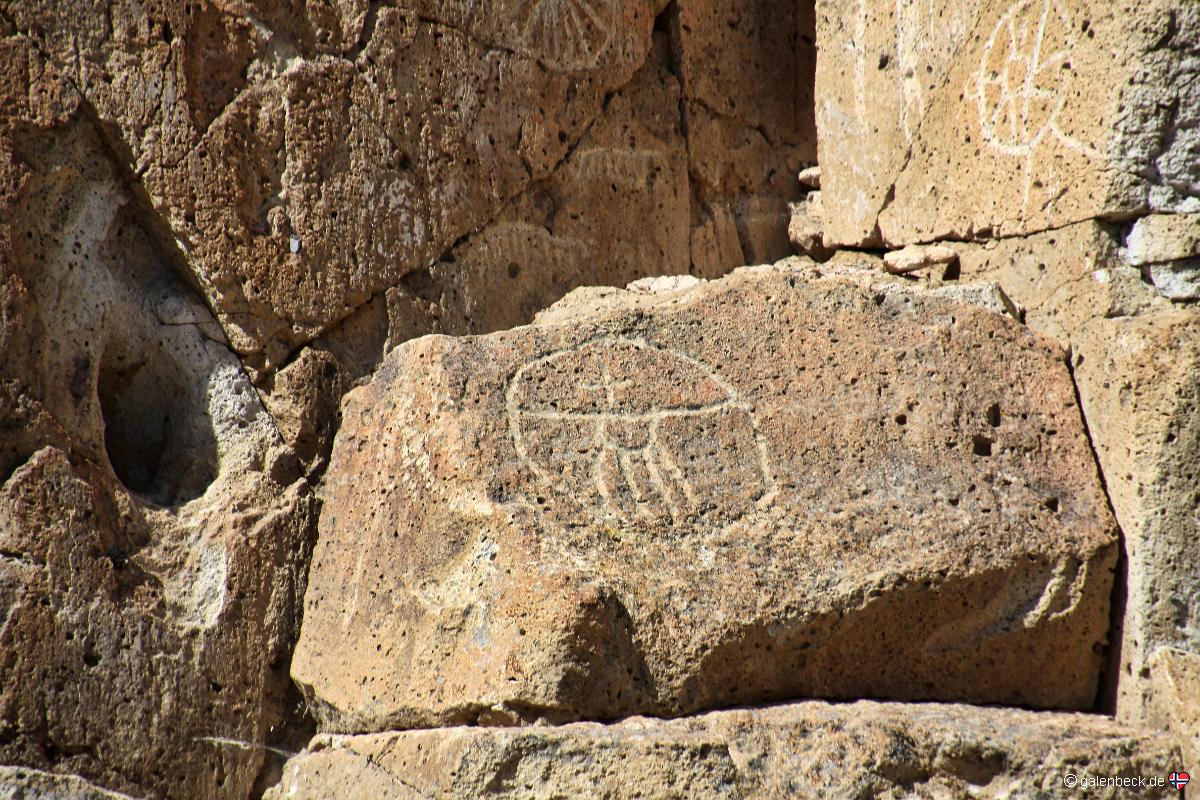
[971,435,993,457]
[987,402,1001,427]
[98,335,217,506]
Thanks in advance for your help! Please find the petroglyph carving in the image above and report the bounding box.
[506,338,775,527]
[574,147,665,190]
[975,0,1078,158]
[512,0,618,72]
[476,223,591,269]
[972,0,1102,211]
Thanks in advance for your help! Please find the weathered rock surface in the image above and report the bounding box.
[0,38,315,800]
[0,0,818,483]
[2,0,814,367]
[952,224,1200,732]
[294,264,1117,733]
[787,191,831,261]
[1150,648,1200,775]
[264,700,1181,799]
[0,766,139,799]
[816,0,1200,247]
[1124,214,1200,268]
[883,244,959,276]
[1072,310,1200,725]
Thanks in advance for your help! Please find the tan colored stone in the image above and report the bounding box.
[0,767,139,799]
[419,34,691,338]
[1150,648,1200,774]
[787,191,832,261]
[0,40,315,800]
[952,222,1200,729]
[4,0,816,383]
[1072,310,1200,724]
[816,0,1200,247]
[2,0,822,484]
[883,244,959,275]
[1144,262,1200,301]
[1124,214,1200,267]
[4,0,669,368]
[689,200,747,278]
[672,0,818,270]
[265,700,1180,799]
[798,166,821,189]
[626,274,706,295]
[294,266,1117,733]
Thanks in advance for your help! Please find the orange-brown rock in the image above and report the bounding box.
[0,38,315,800]
[265,700,1181,799]
[293,264,1117,733]
[952,223,1200,730]
[816,0,1200,247]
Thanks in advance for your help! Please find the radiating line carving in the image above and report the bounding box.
[512,0,618,72]
[506,337,775,528]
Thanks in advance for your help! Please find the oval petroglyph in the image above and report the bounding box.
[506,337,776,527]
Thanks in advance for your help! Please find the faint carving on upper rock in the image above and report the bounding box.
[511,0,621,70]
[817,0,1200,246]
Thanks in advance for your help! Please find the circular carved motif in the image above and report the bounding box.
[511,0,619,72]
[976,0,1077,157]
[506,338,775,528]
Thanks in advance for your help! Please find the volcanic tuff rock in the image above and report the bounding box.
[943,221,1200,734]
[1,0,815,451]
[0,767,139,800]
[293,264,1117,733]
[1150,649,1200,778]
[816,0,1200,247]
[0,3,816,795]
[0,38,315,800]
[264,700,1181,799]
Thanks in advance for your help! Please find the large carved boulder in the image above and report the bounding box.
[265,700,1180,798]
[293,264,1118,733]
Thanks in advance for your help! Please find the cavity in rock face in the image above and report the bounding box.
[0,53,316,800]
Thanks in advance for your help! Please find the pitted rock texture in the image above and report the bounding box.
[948,222,1200,735]
[293,265,1117,733]
[815,0,1200,247]
[0,39,316,800]
[0,0,817,480]
[1072,310,1200,724]
[1150,648,1200,776]
[264,700,1181,799]
[1,0,815,370]
[0,766,139,799]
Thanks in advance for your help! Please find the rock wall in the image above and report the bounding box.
[0,0,1197,798]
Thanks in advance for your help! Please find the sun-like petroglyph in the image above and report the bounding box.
[511,0,619,72]
[976,0,1075,158]
[972,0,1102,212]
[506,338,775,528]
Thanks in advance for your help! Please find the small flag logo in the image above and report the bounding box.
[1169,772,1190,791]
